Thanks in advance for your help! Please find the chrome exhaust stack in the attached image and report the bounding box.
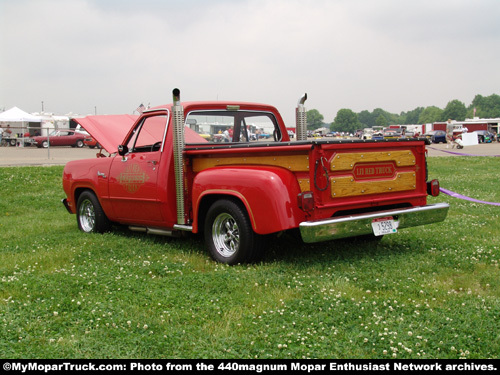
[172,88,186,225]
[296,93,308,141]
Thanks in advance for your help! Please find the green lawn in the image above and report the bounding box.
[1,157,499,359]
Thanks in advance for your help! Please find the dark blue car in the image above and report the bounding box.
[424,130,447,144]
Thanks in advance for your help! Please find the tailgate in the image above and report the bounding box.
[306,140,428,216]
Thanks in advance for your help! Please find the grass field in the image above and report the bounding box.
[1,157,499,359]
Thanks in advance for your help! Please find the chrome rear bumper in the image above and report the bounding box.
[299,203,449,243]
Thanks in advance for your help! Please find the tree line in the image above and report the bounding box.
[307,93,500,133]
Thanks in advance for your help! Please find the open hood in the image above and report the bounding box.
[74,114,139,153]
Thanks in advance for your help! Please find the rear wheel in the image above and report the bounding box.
[76,191,110,233]
[204,199,264,264]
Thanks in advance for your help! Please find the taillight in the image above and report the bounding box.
[298,191,315,212]
[427,179,440,197]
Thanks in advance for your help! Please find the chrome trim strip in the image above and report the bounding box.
[299,203,449,243]
[143,107,170,113]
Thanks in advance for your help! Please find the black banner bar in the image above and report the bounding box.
[1,359,498,374]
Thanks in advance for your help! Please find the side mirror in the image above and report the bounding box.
[118,144,128,156]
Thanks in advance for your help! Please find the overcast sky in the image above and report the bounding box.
[1,0,499,125]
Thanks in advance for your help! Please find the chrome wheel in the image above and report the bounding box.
[78,198,95,232]
[76,191,110,233]
[205,199,264,264]
[212,213,239,258]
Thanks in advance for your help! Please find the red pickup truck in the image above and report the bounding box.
[62,89,449,264]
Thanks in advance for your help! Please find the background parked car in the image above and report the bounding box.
[32,129,87,148]
[383,128,403,140]
[259,132,271,139]
[83,135,101,149]
[473,130,494,143]
[424,130,447,144]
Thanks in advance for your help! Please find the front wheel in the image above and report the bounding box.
[204,199,264,264]
[76,191,111,233]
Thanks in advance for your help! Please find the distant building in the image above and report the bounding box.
[433,118,500,133]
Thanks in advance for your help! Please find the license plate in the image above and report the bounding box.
[371,217,398,236]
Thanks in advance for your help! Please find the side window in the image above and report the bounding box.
[127,115,167,152]
[184,111,281,144]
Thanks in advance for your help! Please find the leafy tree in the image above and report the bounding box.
[419,106,444,124]
[442,99,467,121]
[358,110,373,128]
[306,109,324,130]
[332,109,360,133]
[468,94,500,118]
[318,93,498,133]
[357,108,395,128]
[375,114,387,127]
[401,107,424,124]
[376,108,399,125]
[372,108,389,123]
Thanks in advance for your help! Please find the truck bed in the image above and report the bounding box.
[185,137,431,217]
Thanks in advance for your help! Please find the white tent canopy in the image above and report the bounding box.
[0,107,42,122]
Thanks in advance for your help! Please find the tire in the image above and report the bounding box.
[76,140,84,148]
[76,191,111,233]
[204,199,264,264]
[42,140,49,148]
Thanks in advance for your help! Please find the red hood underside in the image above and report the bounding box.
[74,114,139,153]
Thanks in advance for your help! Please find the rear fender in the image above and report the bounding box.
[192,166,306,235]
